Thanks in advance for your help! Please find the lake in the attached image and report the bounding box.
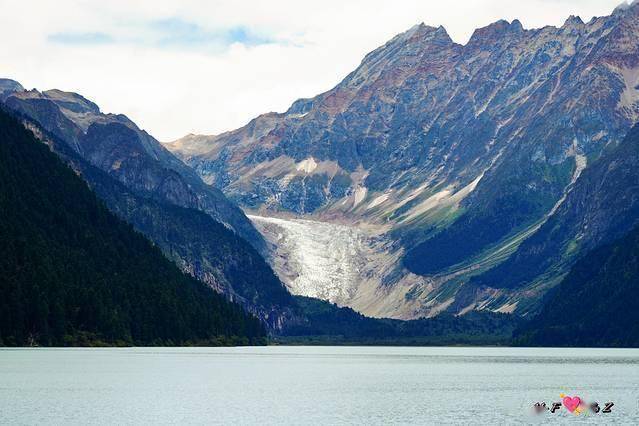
[1,346,638,424]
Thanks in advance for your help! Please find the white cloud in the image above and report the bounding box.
[0,0,623,140]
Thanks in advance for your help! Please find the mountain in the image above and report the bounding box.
[0,82,298,329]
[468,123,639,312]
[55,141,297,329]
[0,107,265,346]
[513,223,639,347]
[2,86,264,249]
[0,103,519,345]
[0,79,23,99]
[0,82,523,343]
[167,4,639,319]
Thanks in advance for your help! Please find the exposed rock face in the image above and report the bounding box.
[167,4,639,318]
[0,78,24,99]
[4,88,265,249]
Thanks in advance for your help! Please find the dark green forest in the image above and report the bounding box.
[78,163,295,327]
[0,108,265,346]
[278,296,520,345]
[514,225,639,347]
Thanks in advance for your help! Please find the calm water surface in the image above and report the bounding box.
[1,346,638,425]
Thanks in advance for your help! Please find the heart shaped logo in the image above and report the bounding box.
[562,396,581,413]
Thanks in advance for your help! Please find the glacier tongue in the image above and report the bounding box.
[248,215,369,304]
[247,214,475,320]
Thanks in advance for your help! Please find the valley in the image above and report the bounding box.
[4,2,639,424]
[248,214,429,319]
[2,1,639,349]
[168,2,639,320]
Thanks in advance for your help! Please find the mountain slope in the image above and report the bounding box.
[3,86,264,249]
[0,107,265,346]
[0,82,307,330]
[167,4,639,318]
[514,224,639,347]
[0,103,520,344]
[10,106,297,330]
[471,123,639,301]
[76,168,297,329]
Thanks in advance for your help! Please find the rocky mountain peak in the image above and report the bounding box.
[0,79,24,98]
[411,24,454,46]
[42,89,100,114]
[614,0,639,15]
[400,23,452,44]
[563,15,584,28]
[342,21,458,91]
[371,22,455,58]
[467,19,524,47]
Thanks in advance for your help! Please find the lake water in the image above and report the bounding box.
[1,346,638,424]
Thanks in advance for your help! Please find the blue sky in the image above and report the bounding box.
[0,0,625,140]
[49,18,276,51]
[48,32,115,45]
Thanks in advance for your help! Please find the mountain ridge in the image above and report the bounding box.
[466,122,639,310]
[1,90,299,330]
[2,85,265,250]
[166,3,639,319]
[0,106,266,346]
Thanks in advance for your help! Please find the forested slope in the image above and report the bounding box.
[0,108,265,346]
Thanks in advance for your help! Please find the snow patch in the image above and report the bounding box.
[353,186,368,207]
[367,193,390,209]
[401,188,453,222]
[547,150,586,217]
[399,174,484,223]
[495,301,519,314]
[296,157,318,173]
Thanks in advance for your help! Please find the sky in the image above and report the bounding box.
[0,0,625,141]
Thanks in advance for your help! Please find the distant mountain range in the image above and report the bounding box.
[166,3,639,321]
